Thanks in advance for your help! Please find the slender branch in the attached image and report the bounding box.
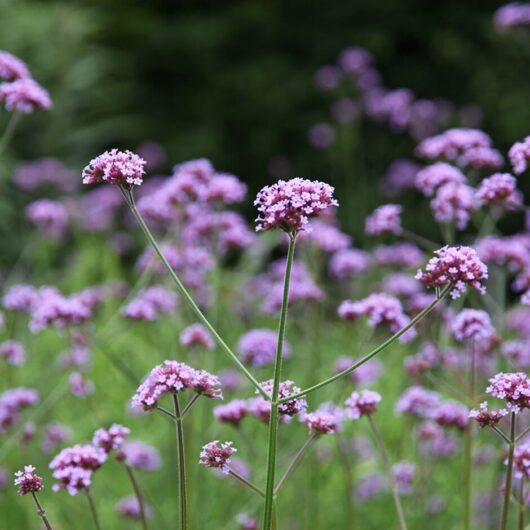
[402,229,439,251]
[500,412,517,530]
[280,285,451,404]
[173,394,188,530]
[0,111,21,158]
[519,478,525,530]
[31,492,54,530]
[156,406,176,420]
[274,433,318,495]
[335,434,356,529]
[464,341,476,530]
[125,465,149,530]
[516,425,530,443]
[367,416,408,530]
[492,426,511,445]
[123,188,267,398]
[181,394,200,418]
[262,234,296,530]
[85,489,102,530]
[228,469,265,497]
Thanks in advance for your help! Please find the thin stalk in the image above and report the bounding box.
[0,111,21,158]
[519,479,525,530]
[492,426,511,445]
[280,285,451,404]
[156,406,176,420]
[228,469,265,497]
[274,433,318,495]
[367,416,408,530]
[262,234,296,530]
[85,489,102,530]
[402,229,439,251]
[464,341,476,530]
[123,188,267,399]
[336,434,356,529]
[125,465,149,530]
[500,412,517,530]
[30,492,54,530]
[181,394,200,418]
[516,425,530,443]
[173,394,188,530]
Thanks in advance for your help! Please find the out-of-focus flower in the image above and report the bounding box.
[0,340,25,366]
[92,424,130,453]
[116,496,153,520]
[434,401,469,431]
[468,402,508,428]
[451,309,495,344]
[0,388,39,433]
[416,128,492,162]
[392,461,415,495]
[355,473,387,501]
[25,199,68,239]
[395,386,441,419]
[236,513,259,530]
[334,357,383,386]
[14,158,78,192]
[477,236,530,272]
[374,243,424,268]
[511,443,530,478]
[69,373,94,399]
[260,380,307,417]
[120,441,162,471]
[379,159,421,197]
[415,163,466,197]
[82,149,146,187]
[0,78,51,112]
[237,329,291,367]
[199,440,236,474]
[495,3,530,30]
[180,324,215,350]
[213,400,248,426]
[475,173,522,209]
[329,248,372,279]
[41,423,72,454]
[0,51,29,81]
[121,285,178,321]
[430,183,477,230]
[509,136,530,175]
[502,340,530,368]
[303,403,344,434]
[458,147,504,170]
[14,465,43,495]
[308,123,336,149]
[365,204,403,236]
[314,65,342,91]
[344,390,381,418]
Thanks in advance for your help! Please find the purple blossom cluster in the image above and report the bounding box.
[199,440,236,474]
[329,248,372,279]
[14,465,43,496]
[116,496,153,520]
[237,329,291,367]
[120,440,162,471]
[475,173,522,209]
[0,340,26,366]
[0,387,39,433]
[14,158,77,192]
[303,404,344,434]
[345,390,382,418]
[82,149,146,187]
[0,78,51,113]
[92,424,130,453]
[180,324,215,350]
[486,372,530,412]
[122,285,178,321]
[468,402,508,428]
[0,51,29,81]
[365,204,403,236]
[495,3,530,29]
[25,199,68,239]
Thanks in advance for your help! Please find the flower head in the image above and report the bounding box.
[392,461,416,495]
[260,379,307,417]
[116,496,153,520]
[451,309,495,343]
[120,441,161,471]
[213,400,248,426]
[14,465,43,496]
[344,390,381,418]
[0,51,29,81]
[495,3,530,29]
[486,372,530,412]
[0,78,51,113]
[468,402,508,428]
[237,329,291,367]
[254,178,338,233]
[415,245,488,299]
[509,136,530,175]
[92,424,130,453]
[199,440,236,474]
[82,149,146,187]
[365,204,403,236]
[0,340,25,366]
[415,163,466,197]
[303,403,343,434]
[476,173,522,209]
[180,324,215,350]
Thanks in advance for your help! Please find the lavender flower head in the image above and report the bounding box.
[476,173,522,209]
[469,402,508,428]
[254,178,338,233]
[344,390,382,418]
[511,443,530,479]
[0,78,51,113]
[121,440,161,471]
[486,372,530,412]
[430,183,477,230]
[304,403,343,434]
[395,386,441,419]
[415,163,466,197]
[82,149,146,187]
[92,424,130,453]
[14,465,43,496]
[434,400,469,431]
[41,423,72,454]
[365,204,403,236]
[495,3,530,29]
[237,329,291,367]
[116,496,153,520]
[259,379,307,418]
[509,136,530,174]
[415,245,488,299]
[213,400,248,426]
[0,340,26,366]
[199,440,236,474]
[416,128,492,162]
[451,309,495,343]
[329,248,372,279]
[180,324,215,350]
[0,51,29,81]
[25,199,68,239]
[392,461,416,495]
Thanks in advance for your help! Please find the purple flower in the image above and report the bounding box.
[430,183,477,230]
[14,158,78,192]
[334,356,383,386]
[260,380,307,417]
[502,340,530,368]
[433,400,469,431]
[415,163,466,197]
[509,136,530,174]
[329,248,372,279]
[297,219,351,253]
[120,441,161,471]
[486,372,530,412]
[41,423,72,454]
[303,403,343,434]
[416,245,488,299]
[14,465,43,496]
[180,324,215,350]
[451,309,495,344]
[69,373,94,399]
[82,149,146,187]
[511,443,530,478]
[477,236,530,272]
[331,97,360,124]
[121,285,178,321]
[379,159,421,197]
[213,400,248,426]
[469,402,508,428]
[116,496,153,519]
[374,242,424,268]
[236,514,259,530]
[416,128,492,162]
[0,51,30,81]
[2,284,38,312]
[382,272,422,298]
[92,424,130,453]
[495,3,530,29]
[0,78,51,112]
[25,199,68,239]
[308,123,336,149]
[204,173,247,204]
[392,461,416,495]
[476,173,521,209]
[254,178,338,233]
[365,204,403,236]
[355,473,387,501]
[395,386,441,419]
[199,440,236,474]
[237,329,291,367]
[314,65,342,91]
[344,390,381,418]
[0,340,25,366]
[458,147,504,170]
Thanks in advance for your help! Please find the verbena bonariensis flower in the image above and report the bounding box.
[82,149,146,187]
[314,64,342,91]
[308,123,335,149]
[199,440,236,474]
[92,424,130,453]
[254,178,338,233]
[415,162,466,197]
[236,513,259,530]
[502,340,530,368]
[41,423,72,454]
[296,219,351,252]
[395,386,441,419]
[509,136,530,175]
[116,496,153,520]
[365,204,403,236]
[418,422,459,459]
[511,443,530,478]
[121,285,178,321]
[475,173,522,209]
[50,444,107,495]
[260,380,307,417]
[237,329,291,367]
[0,387,39,432]
[379,159,421,197]
[14,158,78,192]
[69,372,94,399]
[180,323,215,350]
[120,441,161,471]
[0,340,25,366]
[430,182,477,230]
[458,146,504,170]
[392,461,415,495]
[25,199,68,239]
[416,128,492,162]
[468,402,508,428]
[495,2,530,29]
[477,235,530,273]
[382,272,422,298]
[2,284,38,312]
[486,372,530,412]
[303,403,344,434]
[355,473,387,502]
[132,360,222,410]
[334,356,383,386]
[338,293,417,343]
[344,390,382,418]
[374,242,424,268]
[213,400,249,426]
[433,400,469,431]
[329,248,372,279]
[0,51,30,81]
[415,245,488,299]
[0,78,51,112]
[451,308,495,344]
[14,465,43,495]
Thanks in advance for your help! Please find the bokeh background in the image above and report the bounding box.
[1,0,530,261]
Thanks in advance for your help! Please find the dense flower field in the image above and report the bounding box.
[4,4,530,530]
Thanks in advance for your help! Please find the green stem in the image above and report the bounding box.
[228,469,265,497]
[85,489,102,530]
[464,341,476,530]
[124,188,266,399]
[279,285,451,404]
[181,393,200,418]
[367,416,408,530]
[262,234,296,530]
[0,111,21,158]
[519,478,525,530]
[274,433,318,495]
[125,465,149,530]
[173,394,188,530]
[500,412,517,530]
[31,492,54,530]
[336,434,356,529]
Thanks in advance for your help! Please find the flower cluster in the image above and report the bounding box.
[82,149,146,187]
[116,496,153,520]
[468,402,508,428]
[121,285,178,321]
[486,372,530,412]
[451,309,495,344]
[0,387,39,433]
[92,424,130,453]
[509,136,530,174]
[0,51,29,81]
[237,329,291,367]
[495,3,530,29]
[120,441,162,471]
[0,78,51,113]
[365,204,403,236]
[475,173,522,209]
[415,163,466,197]
[14,465,43,496]
[329,248,372,279]
[25,199,68,239]
[303,404,344,434]
[344,390,382,418]
[260,380,307,417]
[213,400,249,426]
[199,440,236,474]
[0,340,26,366]
[180,324,215,350]
[395,386,441,419]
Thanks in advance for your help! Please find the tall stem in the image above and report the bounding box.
[262,234,296,530]
[30,492,54,530]
[0,111,21,158]
[500,412,517,530]
[367,416,408,530]
[519,478,525,530]
[464,341,476,530]
[336,434,356,529]
[85,489,102,530]
[125,465,149,530]
[279,285,451,404]
[275,433,318,495]
[173,394,188,530]
[124,189,266,399]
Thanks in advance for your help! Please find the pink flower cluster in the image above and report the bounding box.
[416,245,488,299]
[475,173,522,209]
[25,199,68,239]
[132,360,222,410]
[180,324,215,350]
[430,182,476,229]
[0,340,26,366]
[92,424,130,453]
[303,404,344,434]
[121,441,161,471]
[0,387,39,433]
[237,329,291,367]
[345,390,382,418]
[511,443,530,478]
[121,285,178,321]
[82,149,146,187]
[329,248,372,279]
[0,51,29,81]
[486,372,530,412]
[451,309,495,343]
[495,4,530,29]
[468,402,508,428]
[509,136,530,174]
[254,178,338,233]
[213,400,249,426]
[415,163,466,197]
[0,78,51,113]
[477,236,530,272]
[14,465,43,496]
[260,380,307,417]
[395,386,441,418]
[116,496,153,520]
[365,204,403,236]
[14,157,78,192]
[199,440,236,474]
